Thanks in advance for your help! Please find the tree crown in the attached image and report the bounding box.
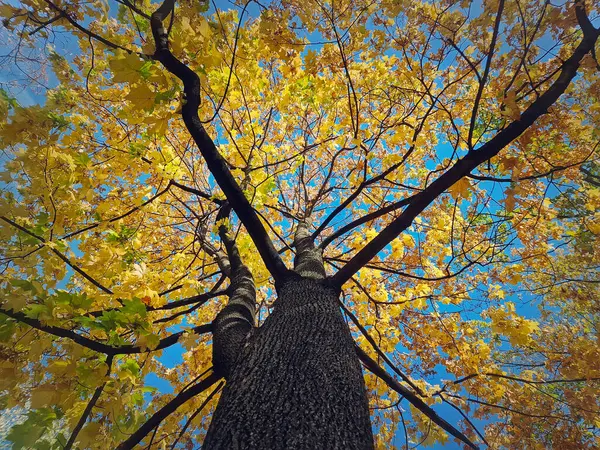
[1,0,599,448]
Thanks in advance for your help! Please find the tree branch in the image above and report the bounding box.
[43,0,135,54]
[115,0,151,20]
[440,396,489,447]
[331,12,600,288]
[1,216,113,294]
[313,161,413,242]
[149,0,289,284]
[116,371,221,450]
[294,221,326,279]
[356,345,478,449]
[467,0,505,149]
[150,288,227,312]
[211,221,256,378]
[341,300,423,395]
[439,372,600,389]
[61,181,173,240]
[170,180,223,205]
[318,195,416,250]
[0,308,211,355]
[65,354,114,450]
[169,380,224,449]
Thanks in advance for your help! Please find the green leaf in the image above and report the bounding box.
[10,279,35,291]
[154,86,177,104]
[0,88,18,109]
[6,408,59,450]
[74,152,92,167]
[0,315,16,341]
[139,60,154,79]
[120,298,147,318]
[24,304,49,319]
[47,112,70,130]
[120,358,140,376]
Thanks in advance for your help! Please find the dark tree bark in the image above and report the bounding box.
[204,277,373,450]
[204,222,374,450]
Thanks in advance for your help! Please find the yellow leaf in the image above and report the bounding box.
[126,84,156,110]
[149,116,170,136]
[588,220,600,234]
[402,234,415,247]
[197,17,210,39]
[78,422,102,448]
[137,333,160,351]
[505,188,516,212]
[503,90,521,120]
[179,331,199,351]
[109,50,145,84]
[4,293,27,311]
[30,384,58,409]
[47,360,73,376]
[0,361,17,390]
[390,238,404,258]
[448,177,471,199]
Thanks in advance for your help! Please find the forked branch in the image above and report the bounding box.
[149,0,289,283]
[331,2,600,288]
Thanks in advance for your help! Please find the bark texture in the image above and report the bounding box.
[203,276,374,449]
[293,221,326,280]
[211,263,254,378]
[212,225,255,379]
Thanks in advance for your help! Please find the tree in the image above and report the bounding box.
[0,0,599,448]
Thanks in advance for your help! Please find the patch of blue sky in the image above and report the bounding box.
[144,370,174,395]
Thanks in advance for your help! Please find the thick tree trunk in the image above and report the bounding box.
[203,276,374,449]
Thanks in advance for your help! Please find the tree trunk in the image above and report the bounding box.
[203,276,374,449]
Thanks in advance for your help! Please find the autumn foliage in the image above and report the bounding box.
[1,0,599,448]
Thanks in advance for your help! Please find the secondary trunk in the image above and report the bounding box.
[203,276,374,449]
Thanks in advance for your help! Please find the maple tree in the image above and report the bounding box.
[1,0,600,448]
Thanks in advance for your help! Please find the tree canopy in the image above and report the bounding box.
[0,0,599,448]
